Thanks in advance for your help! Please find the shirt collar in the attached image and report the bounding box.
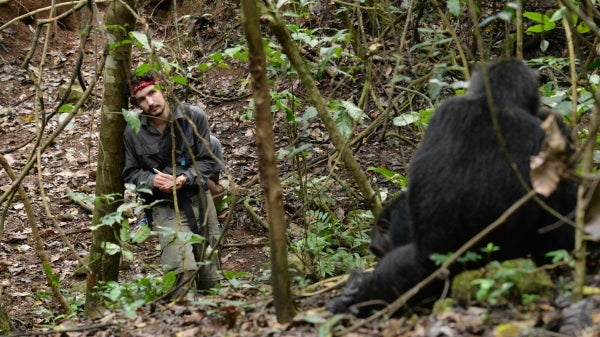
[172,102,185,120]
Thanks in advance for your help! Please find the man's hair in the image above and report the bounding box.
[128,70,161,107]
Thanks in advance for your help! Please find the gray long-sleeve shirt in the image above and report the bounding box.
[122,103,213,199]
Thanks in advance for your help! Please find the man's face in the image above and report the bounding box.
[133,84,166,117]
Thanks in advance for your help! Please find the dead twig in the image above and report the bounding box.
[66,189,94,213]
[243,197,268,230]
[13,322,116,336]
[223,241,267,248]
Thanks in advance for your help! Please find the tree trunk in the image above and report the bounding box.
[241,0,295,323]
[84,0,136,318]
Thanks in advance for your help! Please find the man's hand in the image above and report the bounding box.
[153,171,186,192]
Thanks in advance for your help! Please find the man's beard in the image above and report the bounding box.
[147,105,164,117]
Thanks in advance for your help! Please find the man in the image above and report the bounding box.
[123,70,222,297]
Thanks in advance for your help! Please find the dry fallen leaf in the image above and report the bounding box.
[530,114,571,197]
[540,114,567,153]
[530,155,561,197]
[175,327,200,337]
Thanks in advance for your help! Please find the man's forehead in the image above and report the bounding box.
[132,79,159,95]
[133,83,158,97]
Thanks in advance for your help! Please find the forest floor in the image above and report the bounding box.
[1,1,600,337]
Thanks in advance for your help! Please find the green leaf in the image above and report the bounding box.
[545,249,572,264]
[162,270,177,292]
[105,24,126,34]
[524,12,556,33]
[540,38,550,52]
[171,75,187,85]
[117,202,139,214]
[129,31,165,51]
[223,46,248,61]
[430,252,452,266]
[59,104,74,112]
[43,263,60,284]
[122,109,141,134]
[481,242,501,253]
[523,11,551,23]
[447,0,462,17]
[393,112,420,127]
[277,143,312,161]
[153,40,165,50]
[472,278,495,301]
[120,220,130,242]
[223,270,251,280]
[428,77,445,101]
[527,22,556,33]
[132,224,152,244]
[108,39,132,50]
[340,100,366,124]
[458,251,482,264]
[196,62,212,72]
[66,192,94,208]
[130,31,151,50]
[285,107,296,123]
[123,299,145,319]
[121,249,133,261]
[124,183,137,191]
[497,9,514,22]
[139,277,151,287]
[506,1,520,10]
[550,8,567,21]
[209,52,223,63]
[99,212,122,226]
[577,21,591,34]
[102,242,121,255]
[103,281,122,301]
[317,313,346,337]
[302,314,326,324]
[368,167,407,186]
[276,0,290,9]
[134,64,154,77]
[334,110,353,139]
[138,187,154,196]
[588,59,600,70]
[58,112,75,130]
[297,106,317,123]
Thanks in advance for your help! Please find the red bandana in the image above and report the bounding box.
[132,80,157,94]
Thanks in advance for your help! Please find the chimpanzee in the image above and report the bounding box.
[369,192,413,259]
[327,58,579,317]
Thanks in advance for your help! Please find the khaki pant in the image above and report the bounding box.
[153,190,220,291]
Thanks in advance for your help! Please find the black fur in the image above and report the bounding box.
[369,192,412,259]
[327,59,578,317]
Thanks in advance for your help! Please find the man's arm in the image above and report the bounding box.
[179,105,214,188]
[122,128,156,189]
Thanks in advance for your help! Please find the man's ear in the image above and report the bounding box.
[129,96,138,107]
